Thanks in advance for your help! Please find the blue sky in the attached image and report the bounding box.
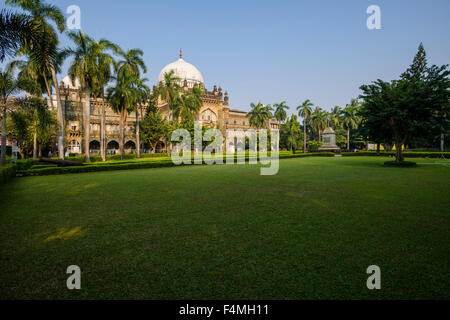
[3,0,450,114]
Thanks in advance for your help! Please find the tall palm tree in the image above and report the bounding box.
[107,71,140,160]
[115,48,147,78]
[6,0,66,159]
[330,106,342,129]
[115,47,147,157]
[65,31,107,162]
[131,77,150,158]
[90,39,118,161]
[173,85,204,123]
[158,70,181,120]
[310,106,327,142]
[342,99,360,151]
[297,99,313,152]
[247,102,273,129]
[0,63,34,165]
[0,9,38,62]
[274,101,289,123]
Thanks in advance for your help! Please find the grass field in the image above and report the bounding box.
[1,156,449,299]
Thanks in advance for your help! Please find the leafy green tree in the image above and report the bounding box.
[140,111,171,153]
[283,115,302,153]
[247,102,273,129]
[0,63,36,165]
[359,45,450,162]
[297,99,313,152]
[14,96,56,158]
[274,101,289,123]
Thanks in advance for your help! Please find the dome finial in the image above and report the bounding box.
[179,48,182,59]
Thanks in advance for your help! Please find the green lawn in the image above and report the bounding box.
[1,157,449,299]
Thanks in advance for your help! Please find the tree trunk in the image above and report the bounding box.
[347,127,350,151]
[38,143,42,158]
[50,67,64,159]
[119,110,125,160]
[376,143,380,156]
[1,105,6,166]
[100,103,106,162]
[84,86,91,163]
[33,129,38,159]
[395,140,404,162]
[441,126,445,152]
[136,107,140,158]
[303,117,307,153]
[43,75,54,109]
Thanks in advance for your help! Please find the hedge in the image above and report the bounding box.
[61,153,170,163]
[0,164,17,184]
[17,152,336,176]
[341,151,450,158]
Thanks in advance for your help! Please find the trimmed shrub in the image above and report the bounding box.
[16,159,40,170]
[0,164,17,184]
[18,152,336,176]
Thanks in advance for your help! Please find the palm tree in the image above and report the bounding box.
[173,85,204,123]
[65,31,107,162]
[115,47,147,157]
[107,71,140,160]
[247,102,273,129]
[274,101,289,123]
[0,9,39,62]
[115,48,147,78]
[6,0,66,159]
[342,99,360,151]
[0,63,34,165]
[297,99,314,152]
[131,77,150,158]
[158,70,181,120]
[330,106,342,129]
[310,106,327,142]
[90,39,118,161]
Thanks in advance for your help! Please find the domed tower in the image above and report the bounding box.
[157,49,204,88]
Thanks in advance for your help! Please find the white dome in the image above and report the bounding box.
[62,75,80,89]
[158,51,203,88]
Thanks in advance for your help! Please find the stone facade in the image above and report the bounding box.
[52,53,279,155]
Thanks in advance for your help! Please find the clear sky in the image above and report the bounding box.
[3,0,450,114]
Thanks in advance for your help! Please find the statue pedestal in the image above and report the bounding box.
[318,127,341,154]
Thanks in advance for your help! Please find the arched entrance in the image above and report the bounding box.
[89,140,100,154]
[107,140,119,155]
[124,140,136,154]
